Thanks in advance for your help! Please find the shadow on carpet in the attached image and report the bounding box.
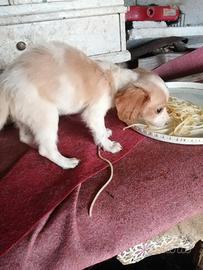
[86,249,196,270]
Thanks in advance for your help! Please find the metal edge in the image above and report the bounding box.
[166,81,203,90]
[134,127,203,145]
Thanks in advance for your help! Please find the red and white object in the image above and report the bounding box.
[126,5,180,22]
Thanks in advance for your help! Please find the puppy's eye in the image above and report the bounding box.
[156,107,163,114]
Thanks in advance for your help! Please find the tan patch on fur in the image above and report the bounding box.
[115,85,148,125]
[18,47,60,103]
[19,45,114,104]
[62,48,113,103]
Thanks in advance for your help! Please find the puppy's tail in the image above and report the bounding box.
[0,88,9,131]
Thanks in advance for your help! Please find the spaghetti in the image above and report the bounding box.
[125,96,203,137]
[88,147,114,217]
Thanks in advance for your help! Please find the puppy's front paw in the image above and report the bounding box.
[109,141,122,153]
[102,140,122,154]
[63,158,80,169]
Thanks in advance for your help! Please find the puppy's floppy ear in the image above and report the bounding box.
[115,86,148,125]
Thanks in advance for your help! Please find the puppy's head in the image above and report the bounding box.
[141,87,169,127]
[115,82,169,127]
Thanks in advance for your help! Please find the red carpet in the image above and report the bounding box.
[154,47,203,80]
[0,111,144,255]
[0,138,202,269]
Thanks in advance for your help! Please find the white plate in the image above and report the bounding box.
[133,82,203,145]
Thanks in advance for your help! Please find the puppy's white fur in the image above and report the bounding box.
[0,42,169,169]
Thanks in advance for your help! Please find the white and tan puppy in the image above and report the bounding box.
[0,42,169,169]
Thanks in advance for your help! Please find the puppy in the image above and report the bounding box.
[0,42,169,169]
[115,68,170,127]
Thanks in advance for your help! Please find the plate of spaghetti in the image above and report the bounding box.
[127,82,203,145]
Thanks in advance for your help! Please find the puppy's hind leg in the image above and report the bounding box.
[31,103,79,169]
[17,122,34,145]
